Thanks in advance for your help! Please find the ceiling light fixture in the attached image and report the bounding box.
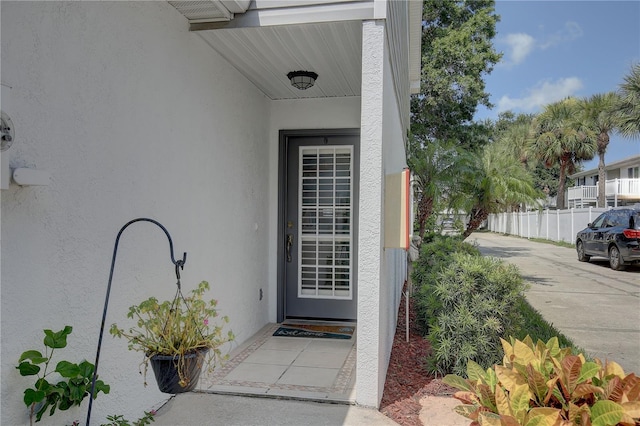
[287,71,318,90]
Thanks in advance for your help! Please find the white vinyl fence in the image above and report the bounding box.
[487,207,609,245]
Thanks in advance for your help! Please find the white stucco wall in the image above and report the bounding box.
[357,18,408,408]
[1,2,271,424]
[381,22,409,379]
[357,19,386,408]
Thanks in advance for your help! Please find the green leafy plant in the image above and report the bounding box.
[443,336,640,426]
[425,253,527,376]
[17,326,110,425]
[412,234,480,333]
[68,411,156,426]
[109,281,234,389]
[101,411,156,426]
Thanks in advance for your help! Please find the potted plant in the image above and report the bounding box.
[109,281,233,393]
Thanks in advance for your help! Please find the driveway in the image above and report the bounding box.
[469,232,640,374]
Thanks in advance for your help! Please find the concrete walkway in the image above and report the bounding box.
[469,232,640,374]
[153,393,399,426]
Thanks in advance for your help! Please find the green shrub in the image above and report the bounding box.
[412,234,480,332]
[426,253,528,376]
[443,336,640,426]
[17,326,110,425]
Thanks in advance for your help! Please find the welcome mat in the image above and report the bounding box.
[273,323,355,339]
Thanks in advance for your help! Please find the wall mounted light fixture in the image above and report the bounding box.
[287,71,318,90]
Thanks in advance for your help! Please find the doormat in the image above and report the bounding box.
[273,324,354,339]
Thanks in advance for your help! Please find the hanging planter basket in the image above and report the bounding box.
[150,347,209,394]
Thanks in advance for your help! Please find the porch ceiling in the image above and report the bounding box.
[196,21,363,100]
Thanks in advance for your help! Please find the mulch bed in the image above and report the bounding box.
[379,284,457,426]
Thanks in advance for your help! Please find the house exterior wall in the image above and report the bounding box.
[357,19,385,408]
[357,18,407,408]
[571,155,640,183]
[1,2,271,424]
[380,19,409,404]
[382,17,409,377]
[609,169,621,179]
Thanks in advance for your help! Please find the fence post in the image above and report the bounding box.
[519,211,523,237]
[545,209,549,240]
[556,209,560,242]
[527,211,531,239]
[571,208,574,244]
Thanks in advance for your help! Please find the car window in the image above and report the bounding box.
[591,214,606,228]
[607,210,629,227]
[632,212,640,230]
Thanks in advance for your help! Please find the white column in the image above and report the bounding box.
[356,19,386,408]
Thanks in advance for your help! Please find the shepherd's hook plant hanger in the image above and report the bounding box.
[86,218,187,426]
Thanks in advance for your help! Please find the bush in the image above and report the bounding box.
[426,253,527,376]
[412,234,480,332]
[443,336,640,426]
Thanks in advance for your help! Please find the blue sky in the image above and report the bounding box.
[475,0,640,170]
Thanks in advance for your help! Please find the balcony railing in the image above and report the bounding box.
[568,185,597,202]
[605,178,640,197]
[568,178,640,207]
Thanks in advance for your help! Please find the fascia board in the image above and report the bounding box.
[190,1,375,30]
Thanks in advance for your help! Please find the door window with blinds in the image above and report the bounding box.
[298,146,353,299]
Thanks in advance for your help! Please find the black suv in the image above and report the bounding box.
[575,205,640,270]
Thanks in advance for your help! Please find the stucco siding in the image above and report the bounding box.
[1,2,270,424]
[381,25,408,376]
[356,19,385,408]
[357,18,405,409]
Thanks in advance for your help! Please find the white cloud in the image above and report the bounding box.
[499,21,584,68]
[496,77,584,113]
[504,33,536,65]
[540,21,584,50]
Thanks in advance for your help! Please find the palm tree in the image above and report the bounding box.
[458,142,542,239]
[407,138,466,238]
[577,92,620,207]
[616,63,640,138]
[530,98,596,209]
[496,113,536,166]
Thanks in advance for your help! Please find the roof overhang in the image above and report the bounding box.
[167,1,422,101]
[570,154,640,179]
[168,1,251,23]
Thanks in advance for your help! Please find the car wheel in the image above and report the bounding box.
[576,240,590,262]
[608,245,627,271]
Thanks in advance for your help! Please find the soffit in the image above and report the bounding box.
[197,21,363,100]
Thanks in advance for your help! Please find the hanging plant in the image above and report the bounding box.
[109,281,234,393]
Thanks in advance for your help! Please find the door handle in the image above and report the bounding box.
[286,234,294,262]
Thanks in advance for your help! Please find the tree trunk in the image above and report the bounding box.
[597,151,606,207]
[417,193,434,238]
[556,156,568,209]
[596,131,609,208]
[462,207,488,239]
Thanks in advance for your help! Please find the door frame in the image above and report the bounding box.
[277,128,360,322]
